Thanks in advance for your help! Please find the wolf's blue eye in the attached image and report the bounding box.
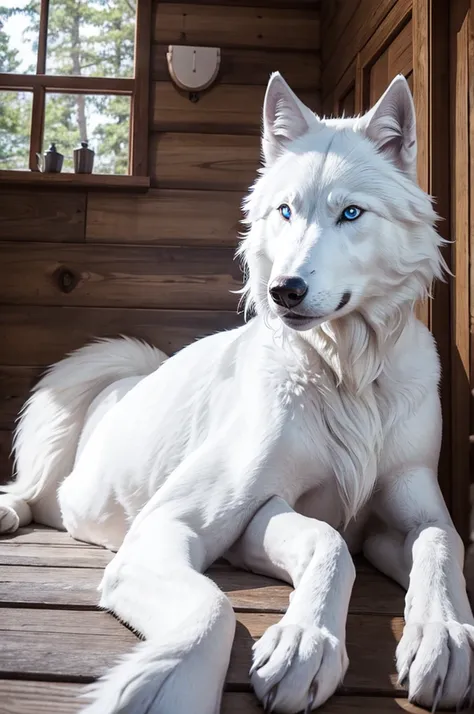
[278,204,292,221]
[340,205,363,222]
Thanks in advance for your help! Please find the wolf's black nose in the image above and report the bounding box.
[269,276,308,309]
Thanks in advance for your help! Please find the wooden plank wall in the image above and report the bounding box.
[0,1,321,483]
[320,0,398,110]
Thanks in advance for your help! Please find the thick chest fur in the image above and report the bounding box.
[275,337,435,524]
[287,374,381,517]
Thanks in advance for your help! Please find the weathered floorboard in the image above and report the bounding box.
[0,529,404,614]
[0,560,403,615]
[0,681,429,714]
[0,527,405,695]
[0,543,114,568]
[0,528,414,712]
[0,561,404,615]
[0,606,403,693]
[0,525,87,545]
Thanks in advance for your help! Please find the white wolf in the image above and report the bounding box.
[1,73,473,714]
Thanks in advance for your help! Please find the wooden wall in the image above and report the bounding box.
[0,0,321,483]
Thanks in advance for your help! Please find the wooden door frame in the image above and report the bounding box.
[357,0,413,111]
[450,0,472,543]
[412,0,454,533]
[329,61,356,117]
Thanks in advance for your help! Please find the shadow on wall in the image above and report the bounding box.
[466,389,474,607]
[466,482,474,607]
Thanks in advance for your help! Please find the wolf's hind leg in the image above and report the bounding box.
[81,509,235,714]
[0,493,32,534]
[80,435,248,714]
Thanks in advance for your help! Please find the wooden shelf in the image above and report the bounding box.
[0,171,150,192]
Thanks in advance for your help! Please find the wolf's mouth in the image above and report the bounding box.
[282,312,312,321]
[280,291,352,327]
[336,291,352,311]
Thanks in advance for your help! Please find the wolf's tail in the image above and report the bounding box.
[0,337,167,533]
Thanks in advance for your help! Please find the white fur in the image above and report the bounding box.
[2,337,167,530]
[1,74,472,713]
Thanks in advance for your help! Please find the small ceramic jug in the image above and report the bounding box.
[36,143,64,173]
[73,141,95,174]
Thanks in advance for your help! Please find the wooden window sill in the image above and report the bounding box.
[0,171,150,192]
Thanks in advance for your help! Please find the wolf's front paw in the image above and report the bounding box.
[250,622,348,713]
[397,620,474,710]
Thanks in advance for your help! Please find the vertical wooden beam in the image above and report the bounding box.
[450,0,471,542]
[430,0,454,524]
[28,0,48,170]
[413,0,453,519]
[36,0,49,74]
[29,86,45,171]
[470,0,474,494]
[413,0,429,200]
[412,0,432,440]
[354,52,363,114]
[130,0,152,177]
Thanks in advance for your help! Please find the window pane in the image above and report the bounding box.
[46,0,135,78]
[0,0,40,74]
[43,93,130,174]
[0,90,32,169]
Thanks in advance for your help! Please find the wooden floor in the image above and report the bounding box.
[0,526,429,714]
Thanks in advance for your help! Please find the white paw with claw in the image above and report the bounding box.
[396,620,474,711]
[0,504,19,534]
[250,622,348,713]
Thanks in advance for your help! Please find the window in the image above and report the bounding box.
[0,0,151,178]
[0,89,33,169]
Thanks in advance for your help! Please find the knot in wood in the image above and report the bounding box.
[56,267,78,294]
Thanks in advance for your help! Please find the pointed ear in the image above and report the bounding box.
[262,72,319,166]
[359,74,417,179]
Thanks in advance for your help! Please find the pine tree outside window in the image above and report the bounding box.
[0,0,151,179]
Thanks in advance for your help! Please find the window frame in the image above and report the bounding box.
[0,0,151,178]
